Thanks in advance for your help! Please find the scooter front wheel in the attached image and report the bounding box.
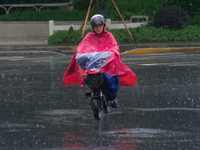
[92,99,100,120]
[103,98,108,114]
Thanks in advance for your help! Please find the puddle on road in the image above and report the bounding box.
[139,62,197,67]
[126,107,200,112]
[36,109,89,116]
[107,128,192,138]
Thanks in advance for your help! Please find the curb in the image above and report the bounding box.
[0,51,66,57]
[121,47,200,54]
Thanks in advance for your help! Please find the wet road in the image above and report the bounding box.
[0,52,200,150]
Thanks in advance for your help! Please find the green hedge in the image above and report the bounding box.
[0,0,69,4]
[0,0,70,15]
[0,9,89,21]
[0,0,165,20]
[1,0,199,22]
[0,0,199,24]
[48,25,200,45]
[164,0,200,16]
[48,29,90,45]
[73,0,165,20]
[1,9,199,26]
[130,25,200,42]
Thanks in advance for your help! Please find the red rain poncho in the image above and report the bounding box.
[63,30,137,87]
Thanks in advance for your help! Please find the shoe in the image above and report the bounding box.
[109,100,119,108]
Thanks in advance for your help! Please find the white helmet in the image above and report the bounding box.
[90,14,106,30]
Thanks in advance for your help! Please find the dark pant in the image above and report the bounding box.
[102,73,120,101]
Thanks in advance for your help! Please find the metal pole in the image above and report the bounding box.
[80,0,99,30]
[111,0,135,42]
[82,0,93,38]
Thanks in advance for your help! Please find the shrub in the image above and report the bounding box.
[188,15,200,26]
[153,6,189,30]
[48,30,68,45]
[73,0,90,10]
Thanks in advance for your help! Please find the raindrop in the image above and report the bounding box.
[1,73,5,79]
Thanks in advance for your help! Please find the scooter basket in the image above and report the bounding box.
[86,73,104,88]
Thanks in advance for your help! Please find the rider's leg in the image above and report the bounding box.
[102,73,120,108]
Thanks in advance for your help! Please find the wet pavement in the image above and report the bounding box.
[0,48,200,149]
[1,41,200,54]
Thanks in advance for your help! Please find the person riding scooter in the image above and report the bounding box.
[63,14,137,108]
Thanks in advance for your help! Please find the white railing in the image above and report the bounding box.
[49,20,90,35]
[49,16,148,35]
[0,1,73,14]
[130,15,148,22]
